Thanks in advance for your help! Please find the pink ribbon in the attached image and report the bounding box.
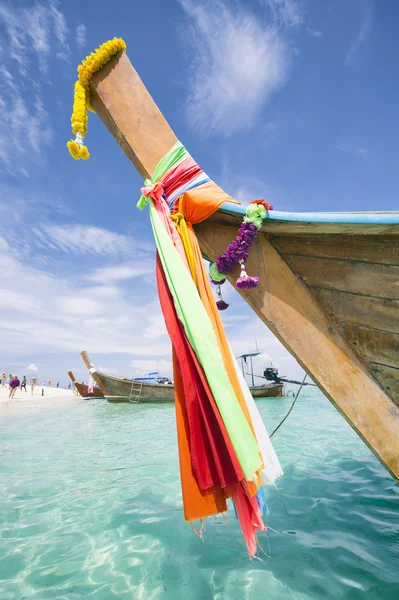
[140,181,164,203]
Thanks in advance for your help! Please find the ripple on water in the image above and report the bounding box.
[0,391,398,599]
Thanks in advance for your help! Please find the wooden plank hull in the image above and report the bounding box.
[249,384,284,398]
[68,370,104,398]
[89,51,399,480]
[94,371,175,403]
[74,382,104,399]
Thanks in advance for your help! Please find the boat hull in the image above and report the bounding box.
[94,371,174,403]
[249,383,284,398]
[74,382,104,398]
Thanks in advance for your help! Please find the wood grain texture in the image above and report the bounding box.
[341,324,399,369]
[195,223,399,479]
[311,289,399,334]
[284,255,399,299]
[274,235,399,265]
[90,52,177,179]
[371,364,399,406]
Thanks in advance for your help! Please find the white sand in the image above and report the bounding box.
[0,385,78,414]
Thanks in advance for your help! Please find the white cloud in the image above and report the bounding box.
[0,1,70,173]
[261,0,304,28]
[76,24,86,47]
[179,0,289,136]
[57,295,103,316]
[345,0,373,66]
[130,359,172,379]
[34,225,149,256]
[306,26,322,38]
[0,289,38,311]
[49,1,68,47]
[87,264,153,283]
[336,143,368,157]
[27,363,38,372]
[0,1,70,74]
[0,242,170,358]
[0,70,53,168]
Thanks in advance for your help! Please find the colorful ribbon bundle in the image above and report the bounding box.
[138,142,282,558]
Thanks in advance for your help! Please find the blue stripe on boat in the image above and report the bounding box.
[219,204,399,225]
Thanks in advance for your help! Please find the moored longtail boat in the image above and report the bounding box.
[249,384,284,398]
[82,48,399,480]
[90,370,174,403]
[66,40,398,555]
[67,370,104,399]
[80,350,174,403]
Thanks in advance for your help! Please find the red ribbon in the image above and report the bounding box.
[140,181,165,203]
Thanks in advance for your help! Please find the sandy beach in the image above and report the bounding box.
[0,385,77,414]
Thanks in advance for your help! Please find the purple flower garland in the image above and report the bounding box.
[209,200,272,310]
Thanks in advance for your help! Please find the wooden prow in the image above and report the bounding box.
[89,53,399,480]
[91,52,177,179]
[68,370,76,384]
[80,350,106,393]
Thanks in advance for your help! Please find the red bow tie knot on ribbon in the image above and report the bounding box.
[140,181,165,203]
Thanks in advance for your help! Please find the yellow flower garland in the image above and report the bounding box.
[67,37,126,160]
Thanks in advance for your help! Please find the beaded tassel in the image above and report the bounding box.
[215,283,229,311]
[236,260,259,290]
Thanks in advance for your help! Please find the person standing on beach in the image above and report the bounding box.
[9,375,20,399]
[47,379,51,387]
[1,372,6,387]
[20,375,27,392]
[30,377,37,395]
[57,382,59,388]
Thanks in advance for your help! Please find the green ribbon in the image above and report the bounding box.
[148,200,262,480]
[136,141,190,210]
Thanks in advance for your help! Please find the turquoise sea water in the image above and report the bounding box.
[1,389,398,599]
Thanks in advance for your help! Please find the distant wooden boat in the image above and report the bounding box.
[80,351,174,403]
[249,383,284,398]
[67,370,104,399]
[92,370,174,403]
[88,51,399,480]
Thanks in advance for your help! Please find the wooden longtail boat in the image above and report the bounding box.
[67,370,104,399]
[249,384,284,398]
[90,371,174,404]
[87,52,399,480]
[80,351,174,403]
[81,351,282,400]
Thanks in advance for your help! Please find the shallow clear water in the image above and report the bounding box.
[1,389,398,599]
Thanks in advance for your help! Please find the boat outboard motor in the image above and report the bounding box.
[263,367,280,382]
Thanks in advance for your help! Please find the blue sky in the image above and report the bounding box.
[0,0,398,386]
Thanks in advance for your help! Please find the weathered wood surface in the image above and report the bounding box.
[371,364,399,406]
[284,255,399,299]
[90,53,399,480]
[197,224,399,479]
[311,289,399,335]
[341,324,399,369]
[274,235,399,265]
[91,52,177,179]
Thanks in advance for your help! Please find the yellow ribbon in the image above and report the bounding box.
[170,212,197,285]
